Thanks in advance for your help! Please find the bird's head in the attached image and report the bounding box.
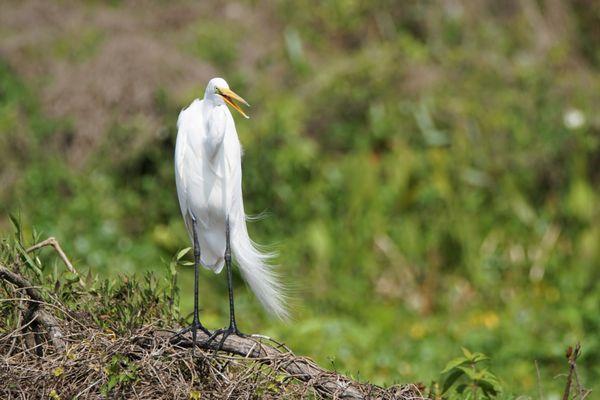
[205,77,250,119]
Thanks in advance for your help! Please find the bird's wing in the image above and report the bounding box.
[175,100,204,232]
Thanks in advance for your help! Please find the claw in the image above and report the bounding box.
[171,323,211,339]
[205,326,246,352]
[170,323,211,354]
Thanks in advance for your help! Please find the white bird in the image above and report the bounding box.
[174,77,287,349]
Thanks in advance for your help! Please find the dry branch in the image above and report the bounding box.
[0,264,66,352]
[26,237,85,287]
[0,265,44,302]
[562,343,592,400]
[166,330,414,399]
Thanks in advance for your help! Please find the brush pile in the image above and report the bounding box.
[0,237,424,399]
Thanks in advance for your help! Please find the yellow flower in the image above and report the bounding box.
[49,389,61,400]
[409,322,426,339]
[482,312,499,329]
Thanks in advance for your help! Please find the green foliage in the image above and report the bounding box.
[440,348,501,399]
[101,354,140,396]
[0,223,181,336]
[0,1,599,397]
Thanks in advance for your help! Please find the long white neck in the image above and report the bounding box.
[201,100,230,164]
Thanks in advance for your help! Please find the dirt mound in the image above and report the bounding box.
[0,0,216,164]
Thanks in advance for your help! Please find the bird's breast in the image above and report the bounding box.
[184,166,229,228]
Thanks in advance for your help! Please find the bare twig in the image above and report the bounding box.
[7,298,24,357]
[572,351,592,400]
[26,237,85,288]
[562,343,581,400]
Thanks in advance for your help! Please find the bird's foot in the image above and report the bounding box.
[205,324,246,351]
[171,322,211,339]
[170,322,211,354]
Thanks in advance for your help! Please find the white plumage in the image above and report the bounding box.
[175,77,287,320]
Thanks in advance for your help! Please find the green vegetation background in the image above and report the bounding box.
[0,1,598,397]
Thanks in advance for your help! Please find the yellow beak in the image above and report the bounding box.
[217,87,250,119]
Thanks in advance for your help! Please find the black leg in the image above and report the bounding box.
[171,214,210,354]
[225,216,239,332]
[191,217,202,354]
[205,216,245,350]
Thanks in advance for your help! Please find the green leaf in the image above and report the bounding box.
[169,261,177,276]
[481,369,500,382]
[9,213,21,239]
[16,243,42,276]
[107,375,119,391]
[442,369,464,393]
[479,370,501,395]
[64,272,80,283]
[441,356,468,374]
[456,383,468,394]
[176,247,191,260]
[461,347,474,360]
[472,352,489,363]
[457,365,481,380]
[478,379,499,397]
[86,269,94,285]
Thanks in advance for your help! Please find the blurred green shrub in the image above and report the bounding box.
[0,1,598,396]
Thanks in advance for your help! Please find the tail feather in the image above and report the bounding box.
[231,218,288,320]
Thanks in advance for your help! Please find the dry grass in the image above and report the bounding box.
[0,318,425,399]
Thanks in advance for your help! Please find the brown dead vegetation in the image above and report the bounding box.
[0,238,425,399]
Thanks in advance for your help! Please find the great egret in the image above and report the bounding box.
[174,77,287,351]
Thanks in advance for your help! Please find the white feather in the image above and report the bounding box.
[174,78,288,319]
